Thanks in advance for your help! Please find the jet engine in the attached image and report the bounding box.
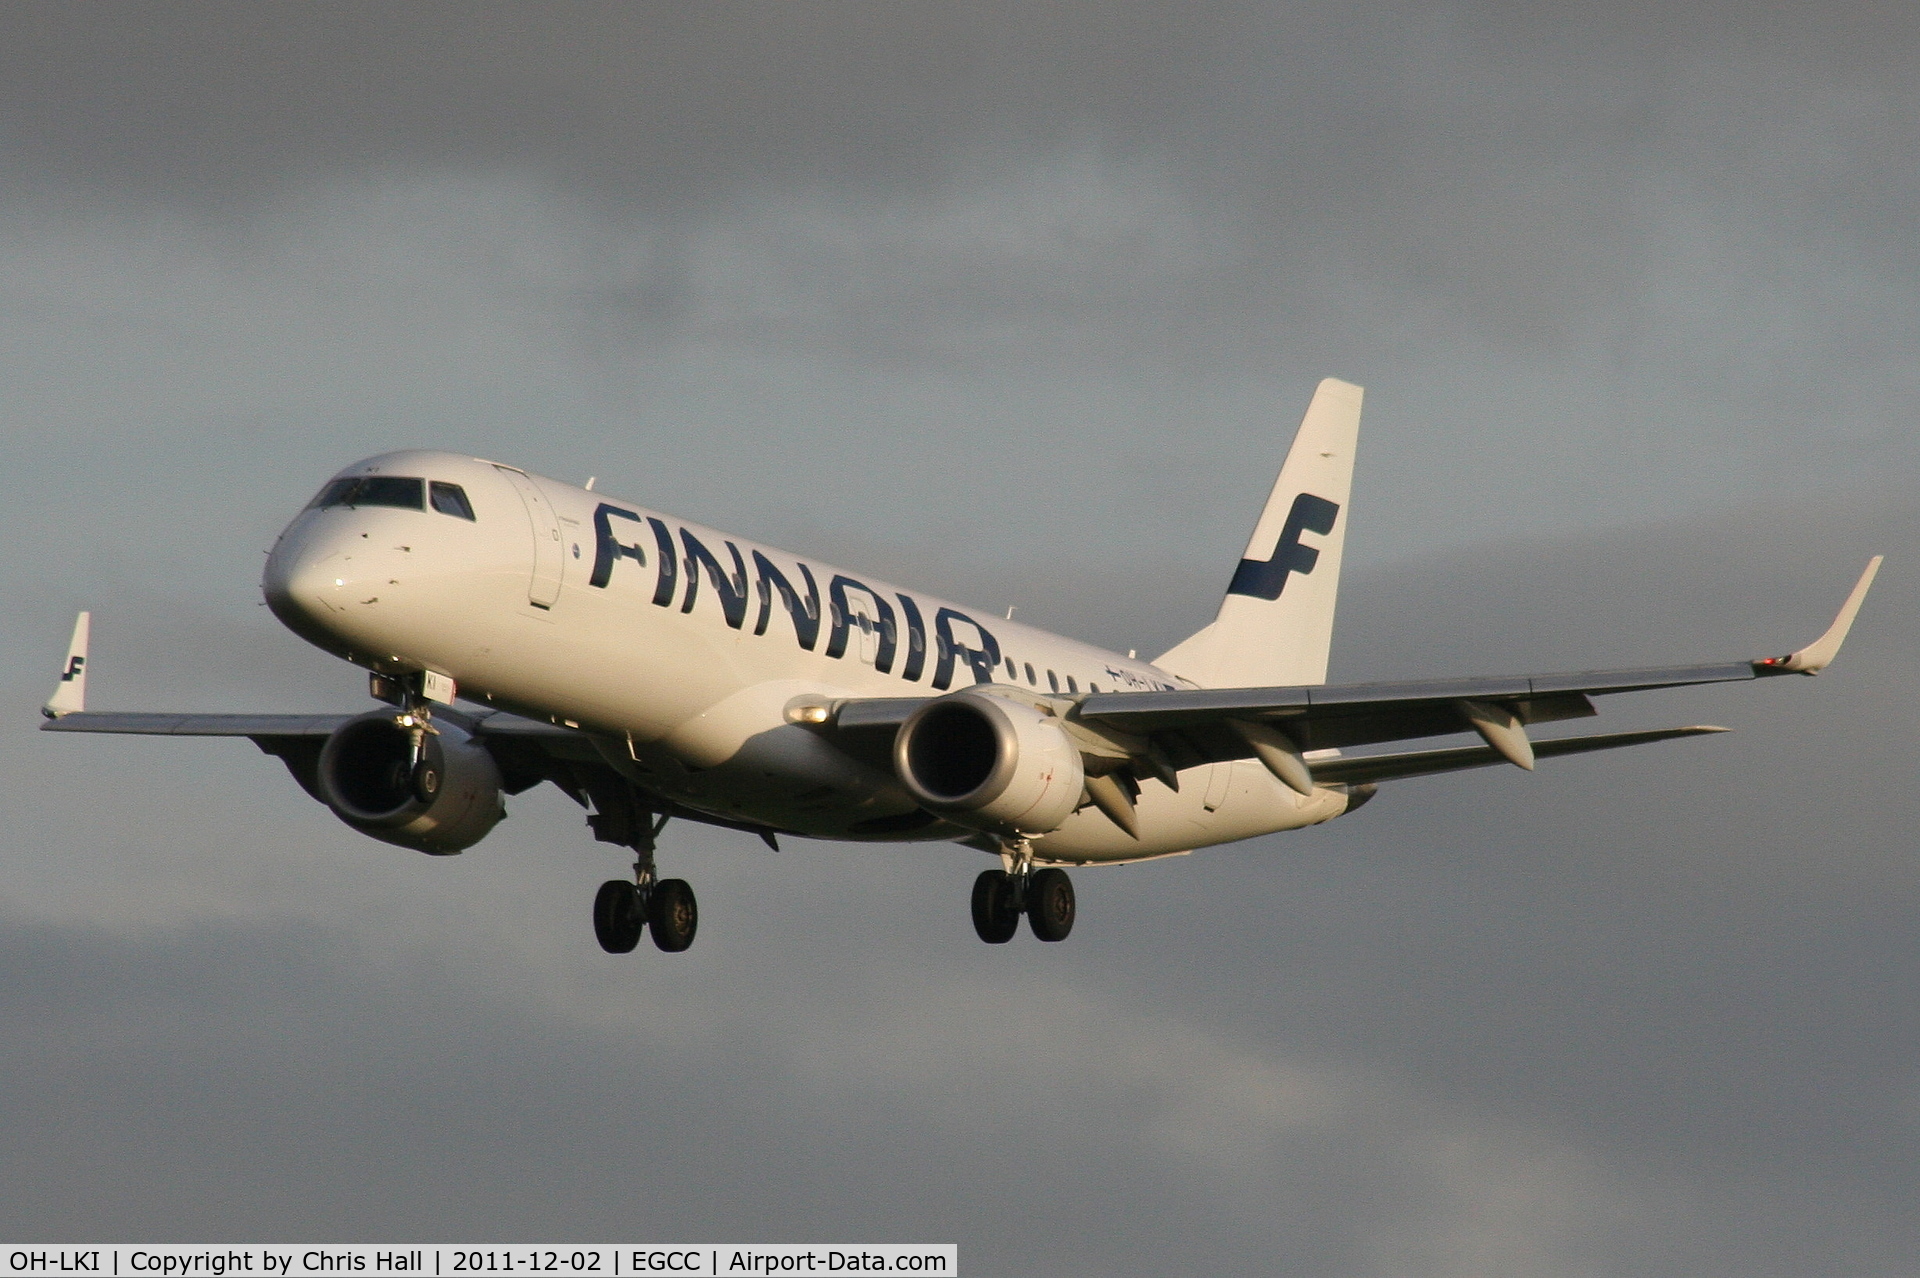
[317,710,504,854]
[892,691,1085,837]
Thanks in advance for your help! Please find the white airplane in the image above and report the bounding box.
[41,379,1882,951]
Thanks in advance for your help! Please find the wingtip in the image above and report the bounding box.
[1756,556,1882,675]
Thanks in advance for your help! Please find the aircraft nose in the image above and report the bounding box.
[263,521,355,648]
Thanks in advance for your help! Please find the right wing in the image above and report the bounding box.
[36,666,778,844]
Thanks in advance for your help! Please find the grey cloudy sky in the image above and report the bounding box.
[3,3,1918,1273]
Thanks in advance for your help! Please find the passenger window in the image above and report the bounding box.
[1004,657,1017,678]
[1024,663,1036,685]
[1067,675,1079,693]
[314,476,425,511]
[430,481,476,520]
[1047,670,1059,693]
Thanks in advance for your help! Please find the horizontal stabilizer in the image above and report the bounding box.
[1309,725,1726,787]
[38,708,574,741]
[41,711,350,737]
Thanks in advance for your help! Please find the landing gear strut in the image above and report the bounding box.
[970,843,1075,943]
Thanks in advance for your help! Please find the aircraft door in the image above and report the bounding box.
[495,466,565,608]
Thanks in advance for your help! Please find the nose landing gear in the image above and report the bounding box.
[970,842,1076,943]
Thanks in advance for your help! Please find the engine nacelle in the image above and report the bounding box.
[893,691,1086,837]
[317,711,504,854]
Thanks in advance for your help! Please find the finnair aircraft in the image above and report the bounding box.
[42,380,1881,952]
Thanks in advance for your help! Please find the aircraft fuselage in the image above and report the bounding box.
[263,450,1344,863]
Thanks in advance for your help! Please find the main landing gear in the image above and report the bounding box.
[593,870,699,954]
[592,822,698,954]
[971,843,1075,944]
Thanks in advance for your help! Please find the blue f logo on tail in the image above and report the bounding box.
[1226,492,1340,601]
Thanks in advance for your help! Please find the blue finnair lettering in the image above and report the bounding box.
[933,607,1001,690]
[826,576,898,672]
[62,655,84,682]
[680,528,750,629]
[753,551,821,650]
[646,517,677,606]
[590,503,647,588]
[573,509,1022,693]
[1226,492,1340,600]
[897,594,927,682]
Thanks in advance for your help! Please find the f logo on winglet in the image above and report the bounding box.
[1226,492,1340,601]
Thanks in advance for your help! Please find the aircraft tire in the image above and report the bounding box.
[970,870,1020,944]
[1026,868,1075,942]
[593,879,643,954]
[648,878,699,952]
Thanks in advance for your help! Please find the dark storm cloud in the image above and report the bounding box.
[9,0,1920,549]
[10,0,1920,358]
[0,2,1225,199]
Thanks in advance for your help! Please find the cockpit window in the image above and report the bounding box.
[308,478,355,508]
[429,481,476,521]
[309,476,426,511]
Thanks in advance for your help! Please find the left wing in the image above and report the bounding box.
[1076,555,1879,767]
[829,557,1881,790]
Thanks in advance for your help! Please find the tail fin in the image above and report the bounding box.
[1154,378,1361,689]
[43,611,90,718]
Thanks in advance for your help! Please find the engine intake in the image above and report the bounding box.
[893,691,1085,837]
[317,711,504,854]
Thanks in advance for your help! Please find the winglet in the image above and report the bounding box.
[43,611,91,718]
[1756,557,1882,675]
